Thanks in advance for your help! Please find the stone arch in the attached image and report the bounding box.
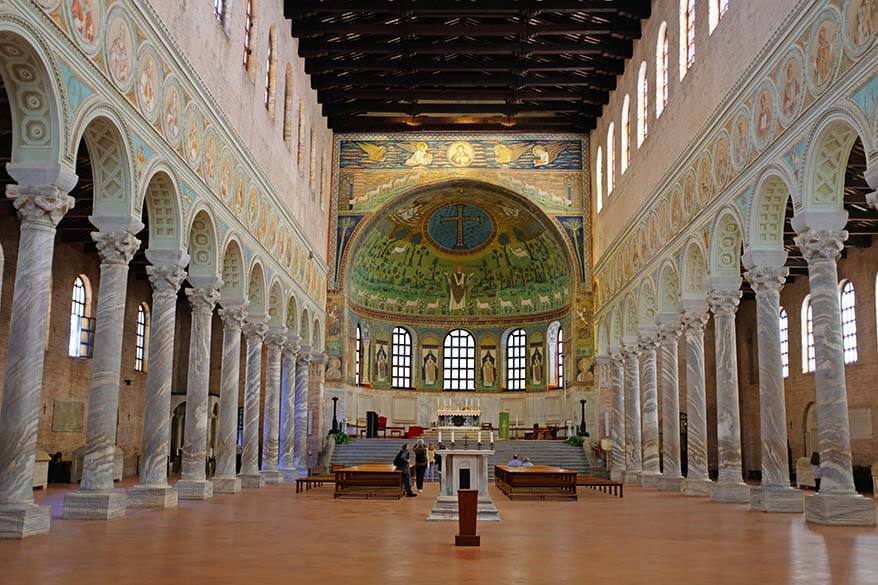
[312,318,321,351]
[247,260,267,317]
[656,260,680,316]
[187,207,220,283]
[608,305,623,352]
[622,293,638,342]
[596,317,609,356]
[708,207,744,280]
[267,279,285,327]
[0,25,63,166]
[637,277,657,328]
[220,237,246,303]
[72,107,134,219]
[681,238,708,299]
[803,109,872,211]
[141,165,184,252]
[285,295,299,333]
[748,168,795,251]
[300,307,311,345]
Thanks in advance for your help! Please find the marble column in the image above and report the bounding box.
[795,228,876,525]
[240,318,269,488]
[745,266,804,512]
[656,323,683,492]
[261,329,287,485]
[279,338,300,481]
[128,256,188,508]
[706,289,750,503]
[622,345,642,485]
[176,286,221,500]
[293,350,312,477]
[608,353,626,482]
[212,302,248,494]
[307,353,328,470]
[64,227,141,520]
[638,336,661,488]
[680,311,712,496]
[0,177,75,539]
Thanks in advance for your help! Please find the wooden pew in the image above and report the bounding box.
[295,473,336,493]
[494,465,578,501]
[576,475,624,498]
[334,464,405,500]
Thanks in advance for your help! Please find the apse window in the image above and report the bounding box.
[443,329,475,391]
[680,0,696,79]
[779,307,789,378]
[507,329,527,391]
[242,0,253,69]
[802,295,815,373]
[839,280,858,363]
[656,22,669,116]
[557,328,565,389]
[355,324,362,385]
[135,303,150,372]
[68,276,95,358]
[391,326,413,389]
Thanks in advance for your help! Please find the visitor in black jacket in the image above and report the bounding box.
[393,443,417,497]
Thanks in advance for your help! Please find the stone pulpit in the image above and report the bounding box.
[427,447,499,522]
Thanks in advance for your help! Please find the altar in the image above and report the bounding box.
[436,399,482,430]
[427,447,500,522]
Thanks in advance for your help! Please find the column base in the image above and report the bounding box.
[176,479,214,500]
[240,474,265,489]
[280,467,298,482]
[750,486,804,513]
[804,492,877,526]
[0,503,51,539]
[639,471,661,488]
[710,481,750,503]
[261,469,283,485]
[127,485,178,509]
[656,475,683,492]
[623,470,641,485]
[213,476,242,494]
[609,469,626,482]
[63,490,127,520]
[682,477,713,497]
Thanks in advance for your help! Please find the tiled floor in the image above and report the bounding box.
[1,480,877,585]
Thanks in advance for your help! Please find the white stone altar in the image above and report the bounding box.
[437,408,481,430]
[427,448,500,522]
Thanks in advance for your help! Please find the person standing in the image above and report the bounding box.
[394,443,417,497]
[426,442,437,481]
[810,451,821,491]
[413,439,428,492]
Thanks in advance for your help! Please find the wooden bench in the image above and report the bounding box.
[576,475,624,498]
[334,464,405,500]
[295,474,336,493]
[494,465,578,501]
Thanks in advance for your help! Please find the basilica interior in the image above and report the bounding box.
[1,1,878,583]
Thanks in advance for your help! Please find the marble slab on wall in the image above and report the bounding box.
[51,400,84,433]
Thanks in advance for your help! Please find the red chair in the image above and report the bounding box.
[406,426,424,439]
[378,416,387,437]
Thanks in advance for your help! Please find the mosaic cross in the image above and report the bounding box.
[439,204,482,249]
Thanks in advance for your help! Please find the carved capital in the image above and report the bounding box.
[93,230,141,266]
[186,287,220,315]
[265,330,288,350]
[707,289,741,317]
[283,336,301,359]
[243,319,269,342]
[219,303,249,330]
[8,185,75,227]
[146,264,187,303]
[745,266,788,295]
[657,322,682,343]
[637,336,659,353]
[609,352,625,368]
[297,352,313,367]
[680,311,709,335]
[622,344,641,360]
[794,229,846,265]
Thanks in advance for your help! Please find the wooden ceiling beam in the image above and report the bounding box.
[317,88,608,103]
[305,58,625,76]
[322,101,601,116]
[292,22,642,39]
[311,73,616,90]
[298,39,631,58]
[284,0,650,18]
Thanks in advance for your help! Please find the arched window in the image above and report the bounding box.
[595,147,603,212]
[557,328,565,389]
[283,66,294,143]
[710,0,730,33]
[135,303,150,372]
[297,101,306,169]
[443,329,475,390]
[354,324,363,385]
[213,0,226,23]
[802,295,815,373]
[242,0,254,69]
[656,22,669,117]
[680,0,696,79]
[309,129,319,194]
[391,326,413,389]
[779,307,789,378]
[839,280,858,363]
[506,329,527,391]
[68,276,94,358]
[606,123,615,195]
[264,28,277,112]
[637,62,649,147]
[620,95,630,174]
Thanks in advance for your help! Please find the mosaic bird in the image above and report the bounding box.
[355,141,387,162]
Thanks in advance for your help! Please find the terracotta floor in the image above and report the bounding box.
[1,480,877,585]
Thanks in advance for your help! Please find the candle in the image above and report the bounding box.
[438,431,442,443]
[451,431,455,443]
[490,432,494,443]
[478,431,482,444]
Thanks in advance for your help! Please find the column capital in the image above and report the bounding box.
[219,302,249,330]
[283,335,302,359]
[744,265,788,295]
[243,318,269,341]
[622,344,641,359]
[609,352,624,367]
[680,311,709,334]
[146,264,187,303]
[8,184,76,227]
[186,287,220,315]
[657,321,682,342]
[92,230,141,266]
[794,228,847,264]
[863,165,878,211]
[310,352,328,366]
[637,336,659,352]
[593,354,610,366]
[707,289,741,317]
[265,328,288,349]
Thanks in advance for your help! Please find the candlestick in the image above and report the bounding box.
[490,431,494,444]
[451,431,455,443]
[438,431,442,443]
[478,431,482,444]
